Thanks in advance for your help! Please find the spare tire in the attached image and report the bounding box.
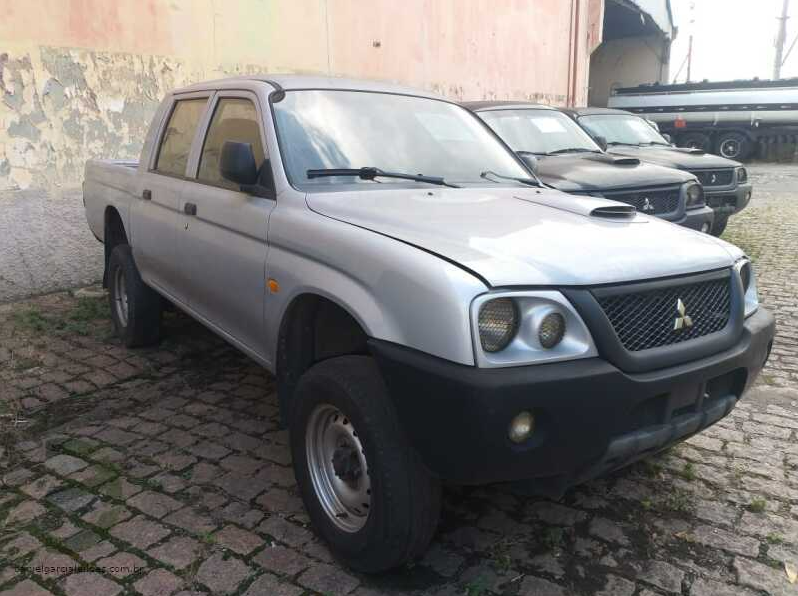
[716,132,751,160]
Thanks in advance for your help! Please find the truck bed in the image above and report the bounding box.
[83,159,141,244]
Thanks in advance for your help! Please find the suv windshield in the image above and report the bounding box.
[272,90,529,188]
[579,114,669,146]
[477,109,600,155]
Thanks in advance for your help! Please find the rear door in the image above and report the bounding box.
[133,93,210,302]
[179,91,276,356]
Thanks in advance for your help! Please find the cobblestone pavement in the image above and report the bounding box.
[1,165,797,595]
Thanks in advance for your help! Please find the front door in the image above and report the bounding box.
[179,92,275,357]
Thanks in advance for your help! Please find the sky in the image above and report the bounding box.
[669,0,798,82]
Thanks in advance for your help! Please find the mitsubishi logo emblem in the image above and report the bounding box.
[641,198,655,213]
[710,173,718,184]
[674,298,693,331]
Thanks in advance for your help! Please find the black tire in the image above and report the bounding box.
[108,244,162,347]
[678,132,712,152]
[710,214,729,237]
[716,132,751,160]
[290,355,441,573]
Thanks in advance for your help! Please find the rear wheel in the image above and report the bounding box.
[716,132,751,160]
[290,356,441,572]
[679,132,712,152]
[108,244,162,347]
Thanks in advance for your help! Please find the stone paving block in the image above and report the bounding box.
[690,576,760,596]
[163,508,217,535]
[257,516,313,547]
[686,525,761,557]
[110,516,171,549]
[638,560,685,594]
[734,556,796,596]
[595,574,635,596]
[80,540,116,563]
[99,477,143,500]
[127,491,183,519]
[0,579,54,596]
[61,572,122,596]
[44,453,88,476]
[90,446,125,464]
[29,548,78,578]
[47,487,95,512]
[195,552,254,594]
[68,464,117,488]
[243,572,303,596]
[4,500,46,524]
[218,500,265,529]
[81,501,132,529]
[298,563,360,595]
[214,525,264,555]
[152,451,197,472]
[253,545,312,576]
[518,576,566,596]
[148,536,203,570]
[94,427,140,446]
[133,568,183,596]
[255,488,305,514]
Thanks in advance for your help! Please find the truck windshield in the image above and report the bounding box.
[477,109,600,155]
[579,114,669,146]
[272,90,529,188]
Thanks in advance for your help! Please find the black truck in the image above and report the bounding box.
[465,102,714,232]
[563,107,752,236]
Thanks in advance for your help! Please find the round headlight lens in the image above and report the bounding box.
[478,298,519,352]
[538,312,566,349]
[737,167,748,183]
[686,183,704,207]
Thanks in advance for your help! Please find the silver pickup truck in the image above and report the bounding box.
[83,75,775,572]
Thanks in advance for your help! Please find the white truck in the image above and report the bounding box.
[83,75,775,572]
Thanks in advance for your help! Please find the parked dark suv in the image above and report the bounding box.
[562,107,752,236]
[465,102,714,232]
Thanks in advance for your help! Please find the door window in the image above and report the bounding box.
[154,98,207,176]
[198,98,266,188]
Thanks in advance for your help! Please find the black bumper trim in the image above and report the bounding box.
[368,307,774,493]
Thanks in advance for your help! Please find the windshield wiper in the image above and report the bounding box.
[546,147,599,155]
[638,141,671,146]
[480,170,541,187]
[606,141,639,147]
[306,167,460,188]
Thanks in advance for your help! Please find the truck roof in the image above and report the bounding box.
[461,100,555,112]
[614,77,798,95]
[173,74,443,99]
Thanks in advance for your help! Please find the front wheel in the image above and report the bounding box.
[716,132,751,160]
[710,214,729,237]
[290,356,441,573]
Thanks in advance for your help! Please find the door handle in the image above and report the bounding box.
[184,202,197,216]
[142,189,152,201]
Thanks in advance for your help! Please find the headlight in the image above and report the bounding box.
[471,291,597,367]
[737,167,748,184]
[478,298,519,352]
[685,182,704,208]
[735,258,759,318]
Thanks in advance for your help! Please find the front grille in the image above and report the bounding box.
[596,276,731,352]
[691,169,734,187]
[603,186,680,215]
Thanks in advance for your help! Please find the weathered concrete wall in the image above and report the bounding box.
[0,0,599,191]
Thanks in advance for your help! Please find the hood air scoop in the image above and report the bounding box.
[611,156,640,166]
[590,204,637,219]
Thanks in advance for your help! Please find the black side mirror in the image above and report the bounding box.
[220,141,259,186]
[516,151,539,175]
[594,135,608,152]
[661,133,673,144]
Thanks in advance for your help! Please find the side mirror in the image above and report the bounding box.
[594,135,608,152]
[220,141,259,186]
[516,151,539,175]
[661,133,673,144]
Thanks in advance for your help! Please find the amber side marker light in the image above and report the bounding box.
[268,279,280,294]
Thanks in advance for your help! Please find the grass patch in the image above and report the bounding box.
[10,298,109,337]
[680,462,696,481]
[748,498,767,513]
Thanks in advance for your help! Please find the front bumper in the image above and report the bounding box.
[370,307,774,496]
[673,205,714,232]
[706,183,752,216]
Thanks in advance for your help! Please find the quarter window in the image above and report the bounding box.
[198,98,266,188]
[155,98,207,176]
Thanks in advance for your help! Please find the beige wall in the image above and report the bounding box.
[0,0,599,190]
[589,33,670,107]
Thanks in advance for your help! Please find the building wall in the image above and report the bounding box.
[588,33,670,106]
[0,0,598,190]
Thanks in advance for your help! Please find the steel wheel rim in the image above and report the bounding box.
[306,404,371,532]
[113,266,129,327]
[720,139,740,158]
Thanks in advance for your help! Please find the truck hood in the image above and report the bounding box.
[605,145,741,170]
[306,186,741,287]
[536,153,695,193]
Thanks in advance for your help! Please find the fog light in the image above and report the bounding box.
[701,222,710,233]
[508,411,535,444]
[539,312,565,349]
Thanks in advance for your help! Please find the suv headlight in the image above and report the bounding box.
[737,167,748,184]
[685,182,705,208]
[471,291,597,367]
[735,258,759,317]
